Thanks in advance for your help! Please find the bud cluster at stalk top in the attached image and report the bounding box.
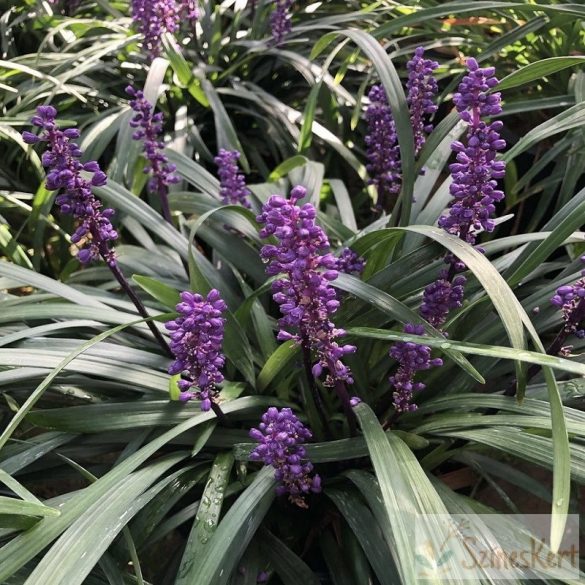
[22,106,117,266]
[270,0,293,45]
[365,47,439,208]
[407,47,439,155]
[130,1,199,59]
[438,57,506,245]
[250,407,321,506]
[165,289,227,412]
[551,257,585,340]
[126,86,180,203]
[365,85,400,206]
[389,324,443,412]
[214,149,251,208]
[257,186,356,386]
[336,247,366,276]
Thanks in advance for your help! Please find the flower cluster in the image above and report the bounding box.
[387,58,506,411]
[257,186,356,385]
[214,149,251,208]
[165,290,227,411]
[23,106,117,266]
[389,324,443,412]
[422,58,506,328]
[250,407,321,506]
[365,85,400,209]
[178,0,199,23]
[127,86,179,222]
[407,47,439,155]
[438,58,506,244]
[420,271,467,329]
[270,0,293,45]
[365,48,438,209]
[131,0,179,59]
[336,248,365,276]
[551,263,585,339]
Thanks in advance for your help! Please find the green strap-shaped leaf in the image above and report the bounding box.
[398,224,570,550]
[0,397,264,579]
[23,457,187,585]
[175,452,235,585]
[0,496,59,518]
[348,327,585,377]
[191,467,276,585]
[258,529,321,585]
[497,57,585,92]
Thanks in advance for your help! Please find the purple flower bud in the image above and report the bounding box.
[22,131,40,144]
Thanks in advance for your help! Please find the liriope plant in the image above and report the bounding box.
[1,2,585,585]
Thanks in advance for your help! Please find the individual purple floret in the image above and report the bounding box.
[22,106,117,266]
[269,0,293,45]
[127,85,179,223]
[214,149,251,208]
[438,58,506,245]
[365,85,401,209]
[407,47,439,155]
[250,407,321,507]
[336,248,365,276]
[389,324,443,412]
[165,289,227,411]
[131,0,179,59]
[257,186,356,386]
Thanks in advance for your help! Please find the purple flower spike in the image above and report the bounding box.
[336,248,366,276]
[165,289,227,411]
[23,106,117,266]
[214,149,251,208]
[131,0,179,59]
[422,57,506,322]
[407,47,439,155]
[551,258,585,339]
[127,86,179,222]
[438,57,506,245]
[365,85,401,209]
[270,0,293,45]
[257,186,356,386]
[250,407,321,507]
[389,324,443,412]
